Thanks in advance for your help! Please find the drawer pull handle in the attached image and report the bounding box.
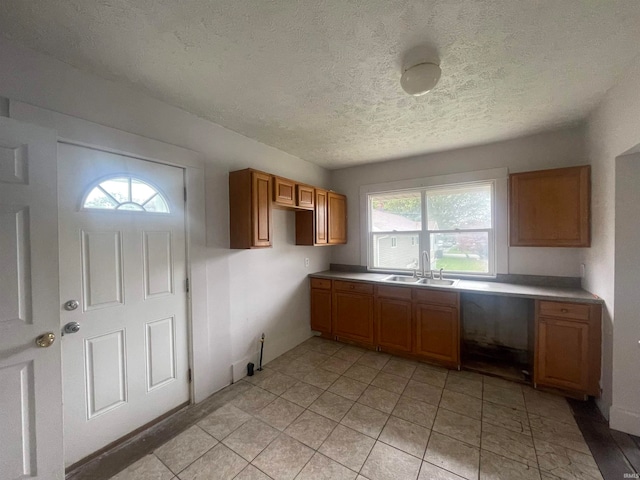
[561,308,569,313]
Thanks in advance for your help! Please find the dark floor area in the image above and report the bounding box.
[569,398,640,479]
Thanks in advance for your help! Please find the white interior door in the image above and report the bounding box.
[57,143,189,467]
[0,117,64,479]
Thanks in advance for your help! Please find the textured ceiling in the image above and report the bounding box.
[1,1,640,169]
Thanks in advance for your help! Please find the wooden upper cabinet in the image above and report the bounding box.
[315,189,329,244]
[534,300,601,396]
[327,192,347,244]
[229,169,272,249]
[510,165,590,247]
[296,184,315,210]
[295,188,329,245]
[273,176,296,208]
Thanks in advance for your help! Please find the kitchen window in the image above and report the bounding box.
[368,182,495,275]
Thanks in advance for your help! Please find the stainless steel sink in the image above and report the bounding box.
[417,278,459,287]
[383,275,420,284]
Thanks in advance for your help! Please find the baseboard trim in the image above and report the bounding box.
[609,405,640,436]
[232,351,259,382]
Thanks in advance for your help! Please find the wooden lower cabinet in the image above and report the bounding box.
[414,303,460,367]
[534,300,601,396]
[310,288,332,334]
[310,278,601,397]
[333,291,374,345]
[310,278,332,335]
[375,297,413,353]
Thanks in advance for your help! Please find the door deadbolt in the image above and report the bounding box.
[63,322,81,335]
[64,300,79,311]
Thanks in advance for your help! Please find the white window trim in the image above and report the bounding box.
[359,168,508,277]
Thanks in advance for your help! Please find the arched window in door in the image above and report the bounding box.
[82,176,170,213]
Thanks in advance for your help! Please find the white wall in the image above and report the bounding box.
[330,127,588,278]
[584,55,640,432]
[0,38,331,402]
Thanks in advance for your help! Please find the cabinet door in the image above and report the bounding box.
[273,176,295,207]
[535,316,590,392]
[333,292,374,345]
[297,184,315,210]
[376,297,412,353]
[414,303,459,367]
[311,288,332,334]
[315,189,328,244]
[327,192,347,244]
[510,165,590,247]
[252,171,272,247]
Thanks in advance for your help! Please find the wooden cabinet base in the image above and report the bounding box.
[375,297,412,353]
[309,277,601,398]
[332,291,374,346]
[534,301,601,397]
[310,288,332,335]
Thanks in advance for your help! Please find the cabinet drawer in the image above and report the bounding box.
[376,285,412,300]
[539,301,590,321]
[413,288,458,307]
[334,280,373,294]
[310,278,332,290]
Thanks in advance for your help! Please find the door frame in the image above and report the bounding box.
[9,101,210,408]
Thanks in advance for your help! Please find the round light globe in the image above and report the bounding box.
[400,63,442,96]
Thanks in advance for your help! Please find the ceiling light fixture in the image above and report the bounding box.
[400,62,441,96]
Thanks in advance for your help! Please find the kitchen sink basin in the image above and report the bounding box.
[383,275,420,284]
[383,275,459,287]
[417,278,459,287]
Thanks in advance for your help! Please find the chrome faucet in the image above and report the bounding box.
[421,251,432,278]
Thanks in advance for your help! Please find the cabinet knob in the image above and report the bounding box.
[561,308,568,313]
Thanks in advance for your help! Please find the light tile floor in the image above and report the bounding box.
[109,337,604,480]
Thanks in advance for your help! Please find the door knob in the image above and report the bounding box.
[63,300,79,311]
[35,332,56,348]
[63,322,81,335]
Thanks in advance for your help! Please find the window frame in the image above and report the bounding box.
[367,180,497,276]
[81,174,172,214]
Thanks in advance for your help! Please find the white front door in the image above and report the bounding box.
[0,117,64,479]
[57,143,190,467]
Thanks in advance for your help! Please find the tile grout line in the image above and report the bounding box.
[354,355,393,479]
[523,384,543,478]
[169,425,220,478]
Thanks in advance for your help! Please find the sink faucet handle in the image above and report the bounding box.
[439,268,444,280]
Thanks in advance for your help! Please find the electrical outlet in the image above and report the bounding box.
[304,257,310,267]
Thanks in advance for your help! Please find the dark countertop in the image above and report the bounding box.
[309,270,603,304]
